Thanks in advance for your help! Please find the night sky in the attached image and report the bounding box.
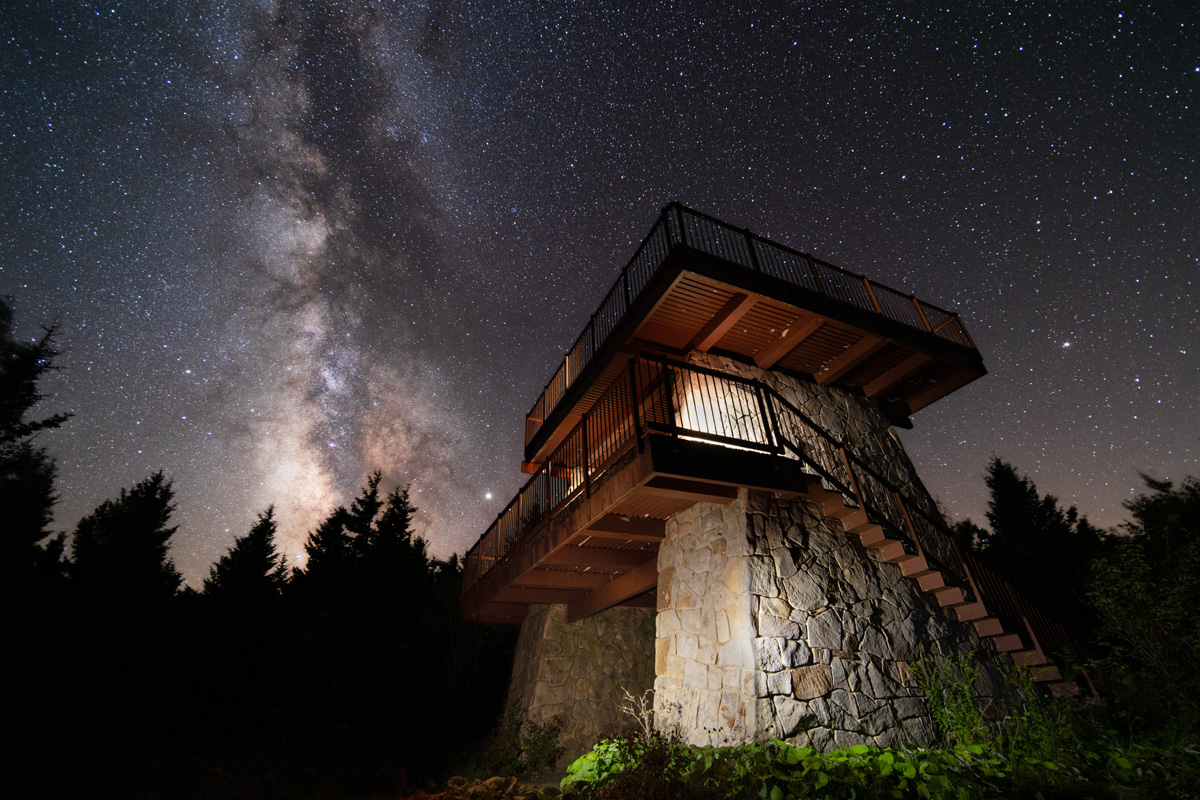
[3,1,1196,585]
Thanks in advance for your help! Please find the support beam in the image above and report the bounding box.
[642,476,738,503]
[512,570,611,590]
[863,352,933,398]
[541,546,657,570]
[582,514,667,542]
[620,591,658,608]
[490,586,585,605]
[689,292,757,351]
[815,335,887,385]
[567,558,659,622]
[755,316,824,369]
[904,367,980,415]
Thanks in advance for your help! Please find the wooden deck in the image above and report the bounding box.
[524,204,985,465]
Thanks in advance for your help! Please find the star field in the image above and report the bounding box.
[2,1,1196,583]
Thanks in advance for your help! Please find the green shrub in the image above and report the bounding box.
[474,702,565,778]
[911,648,989,748]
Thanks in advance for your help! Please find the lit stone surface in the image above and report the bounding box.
[508,603,655,765]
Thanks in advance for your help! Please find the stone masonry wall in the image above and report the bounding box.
[655,490,1008,750]
[653,352,1007,749]
[509,604,656,764]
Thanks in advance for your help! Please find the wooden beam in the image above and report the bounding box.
[567,558,660,622]
[863,352,933,397]
[541,546,657,570]
[491,586,585,605]
[904,367,981,415]
[582,514,667,542]
[755,316,824,369]
[642,476,738,504]
[620,591,658,608]
[688,292,757,351]
[815,335,887,385]
[512,570,611,590]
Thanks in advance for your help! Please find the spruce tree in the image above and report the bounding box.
[0,299,70,580]
[203,506,288,604]
[978,457,1101,638]
[71,471,182,607]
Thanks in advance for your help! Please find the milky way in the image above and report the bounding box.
[3,1,1197,583]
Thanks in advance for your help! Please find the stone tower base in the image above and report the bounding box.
[654,490,1008,750]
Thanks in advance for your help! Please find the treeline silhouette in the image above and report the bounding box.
[3,301,516,798]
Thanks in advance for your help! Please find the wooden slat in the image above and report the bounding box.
[567,558,660,622]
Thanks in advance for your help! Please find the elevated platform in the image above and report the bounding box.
[524,204,985,465]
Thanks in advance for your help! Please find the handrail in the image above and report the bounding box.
[524,203,977,447]
[472,356,965,593]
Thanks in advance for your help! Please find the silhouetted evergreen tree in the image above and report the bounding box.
[203,506,288,604]
[0,299,70,581]
[974,458,1102,641]
[71,471,183,608]
[1090,475,1200,730]
[279,473,517,791]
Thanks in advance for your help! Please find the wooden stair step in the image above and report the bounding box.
[952,602,989,622]
[867,539,907,561]
[1032,664,1063,683]
[991,633,1025,651]
[823,501,858,519]
[928,585,965,607]
[911,569,946,592]
[1011,649,1048,669]
[857,527,889,548]
[841,508,870,530]
[893,553,929,576]
[973,617,1005,637]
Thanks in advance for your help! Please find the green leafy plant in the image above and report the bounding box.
[912,648,989,748]
[475,701,565,778]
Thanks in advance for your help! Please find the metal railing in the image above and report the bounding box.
[468,357,1089,681]
[524,203,977,446]
[472,356,967,592]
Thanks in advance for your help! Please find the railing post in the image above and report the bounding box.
[628,359,644,453]
[663,361,678,439]
[752,383,776,455]
[864,278,882,313]
[839,446,866,510]
[622,270,631,310]
[912,297,933,332]
[582,416,591,498]
[806,254,825,294]
[744,229,762,271]
[675,205,688,249]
